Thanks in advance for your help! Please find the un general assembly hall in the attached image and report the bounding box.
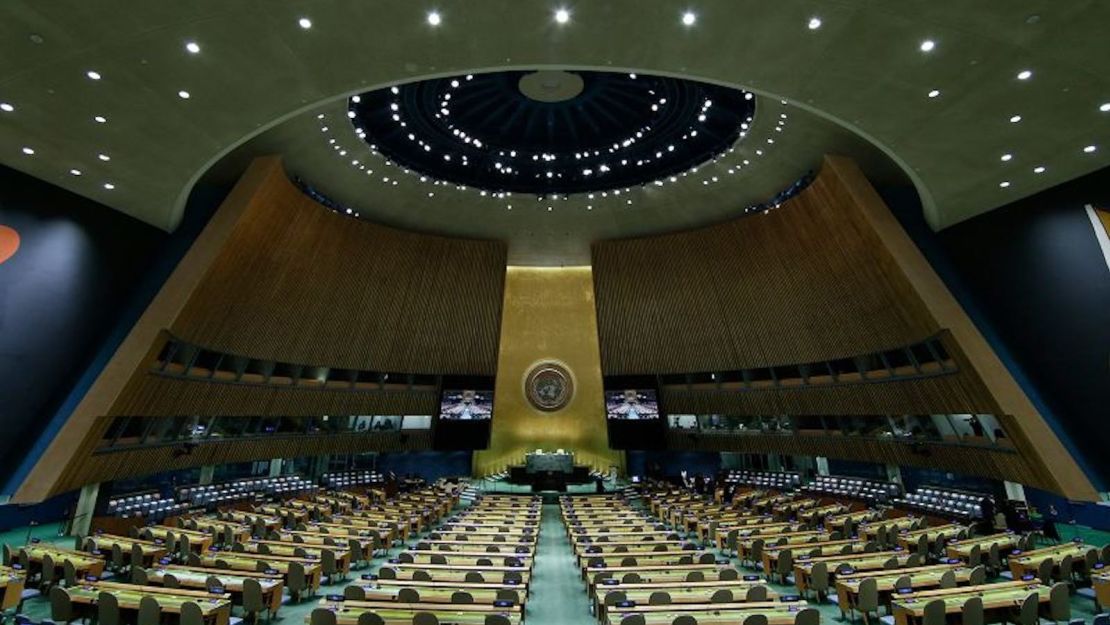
[2,3,1110,625]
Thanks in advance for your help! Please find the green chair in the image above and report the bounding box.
[48,586,74,625]
[358,614,385,625]
[808,562,829,600]
[745,585,768,601]
[1007,592,1039,625]
[648,591,671,605]
[344,585,366,600]
[98,590,121,625]
[412,612,439,625]
[137,595,161,625]
[132,566,149,584]
[793,608,819,625]
[397,588,420,603]
[1049,582,1071,623]
[180,601,204,625]
[163,573,180,588]
[742,615,768,625]
[710,589,732,603]
[961,596,984,625]
[938,569,956,589]
[243,577,268,622]
[287,561,308,601]
[310,608,338,625]
[856,577,879,625]
[922,598,946,625]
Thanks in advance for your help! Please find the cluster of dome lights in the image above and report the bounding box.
[333,70,761,205]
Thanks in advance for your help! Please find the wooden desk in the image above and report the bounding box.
[793,551,914,594]
[604,600,810,625]
[583,562,731,582]
[835,563,971,616]
[1007,542,1096,580]
[195,553,322,591]
[944,533,1019,561]
[66,580,232,625]
[0,566,26,611]
[146,565,284,615]
[314,601,521,625]
[144,527,215,553]
[21,544,106,579]
[891,581,1049,625]
[240,540,351,574]
[596,580,776,618]
[90,534,169,567]
[350,581,524,606]
[377,566,532,586]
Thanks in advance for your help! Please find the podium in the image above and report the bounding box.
[508,449,591,491]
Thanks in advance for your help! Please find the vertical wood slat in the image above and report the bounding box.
[591,159,940,375]
[172,163,507,375]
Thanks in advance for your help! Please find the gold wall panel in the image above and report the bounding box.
[475,267,623,475]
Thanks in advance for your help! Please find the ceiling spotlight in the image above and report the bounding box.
[427,10,441,26]
[1009,115,1022,123]
[928,89,941,98]
[682,11,697,26]
[1016,69,1033,80]
[94,115,107,123]
[298,17,312,29]
[1100,103,1110,113]
[86,70,102,80]
[69,169,82,176]
[999,181,1011,188]
[1083,145,1098,153]
[920,39,935,52]
[807,17,822,30]
[1000,153,1013,161]
[178,90,190,99]
[21,147,34,155]
[0,103,13,112]
[98,153,111,161]
[185,41,200,54]
[554,8,570,24]
[103,182,115,190]
[1033,166,1046,174]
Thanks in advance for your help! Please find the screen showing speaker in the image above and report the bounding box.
[605,389,660,420]
[439,389,494,420]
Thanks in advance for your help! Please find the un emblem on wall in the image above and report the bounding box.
[525,362,574,412]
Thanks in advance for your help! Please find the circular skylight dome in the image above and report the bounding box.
[348,70,755,196]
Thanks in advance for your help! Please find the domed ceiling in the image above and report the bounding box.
[348,70,755,196]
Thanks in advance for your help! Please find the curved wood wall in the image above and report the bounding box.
[172,168,506,375]
[593,161,936,374]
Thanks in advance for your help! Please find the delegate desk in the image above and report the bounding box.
[314,599,522,625]
[349,580,525,606]
[895,524,967,551]
[834,563,973,617]
[194,552,323,592]
[604,601,813,625]
[89,534,169,567]
[238,539,351,574]
[0,566,26,612]
[21,544,106,579]
[145,565,284,615]
[143,527,216,553]
[944,533,1019,561]
[377,566,531,586]
[890,581,1051,625]
[66,581,233,625]
[793,551,916,594]
[595,580,776,616]
[583,562,732,582]
[1007,542,1098,580]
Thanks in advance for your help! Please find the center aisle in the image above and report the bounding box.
[526,503,595,625]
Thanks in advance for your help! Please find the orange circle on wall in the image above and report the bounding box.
[0,225,20,265]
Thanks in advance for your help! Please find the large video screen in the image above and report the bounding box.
[605,389,660,420]
[438,390,494,420]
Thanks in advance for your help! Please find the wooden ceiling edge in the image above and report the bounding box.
[9,157,288,504]
[827,155,1099,501]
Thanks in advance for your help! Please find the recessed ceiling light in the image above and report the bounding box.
[86,70,101,80]
[98,153,111,161]
[927,89,941,98]
[1033,166,1046,174]
[1016,69,1033,80]
[185,41,200,54]
[103,182,115,190]
[21,147,34,155]
[920,39,936,52]
[94,115,107,123]
[298,17,312,29]
[1083,145,1098,153]
[1009,115,1022,123]
[1000,153,1013,162]
[1099,102,1110,112]
[807,16,822,30]
[69,169,82,176]
[178,90,190,99]
[999,181,1011,188]
[0,102,13,112]
[682,11,697,26]
[427,11,441,26]
[554,8,570,24]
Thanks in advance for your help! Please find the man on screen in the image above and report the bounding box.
[612,389,648,419]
